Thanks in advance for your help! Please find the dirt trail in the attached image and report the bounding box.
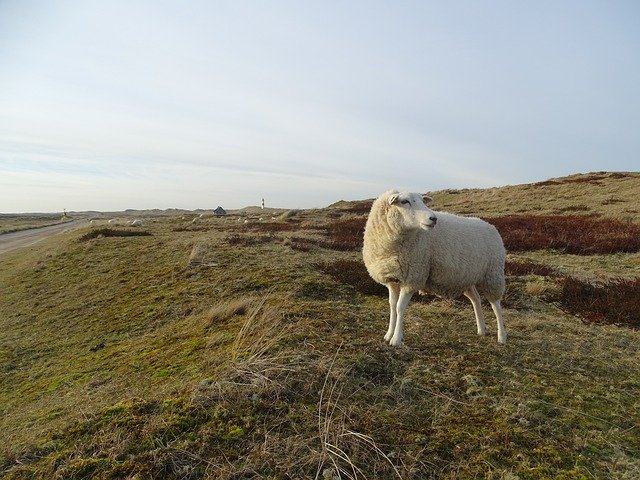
[0,221,85,255]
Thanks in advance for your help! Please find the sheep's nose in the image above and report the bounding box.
[430,216,437,225]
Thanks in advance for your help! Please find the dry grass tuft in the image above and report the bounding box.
[525,280,551,297]
[188,243,219,267]
[230,295,291,363]
[315,347,402,480]
[205,297,254,325]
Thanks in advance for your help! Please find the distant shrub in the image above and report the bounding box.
[505,260,556,277]
[487,215,640,254]
[559,277,640,329]
[79,228,151,241]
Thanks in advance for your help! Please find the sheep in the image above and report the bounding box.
[362,189,507,347]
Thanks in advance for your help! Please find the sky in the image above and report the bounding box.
[1,1,639,213]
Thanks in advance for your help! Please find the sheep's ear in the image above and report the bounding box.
[388,193,399,205]
[422,195,433,205]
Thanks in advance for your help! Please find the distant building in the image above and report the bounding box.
[213,206,226,216]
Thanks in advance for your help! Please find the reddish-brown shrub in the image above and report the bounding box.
[80,228,152,241]
[487,215,640,254]
[559,277,640,329]
[321,217,367,251]
[505,260,556,277]
[317,259,386,296]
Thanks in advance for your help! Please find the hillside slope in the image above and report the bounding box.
[1,172,638,479]
[431,171,640,221]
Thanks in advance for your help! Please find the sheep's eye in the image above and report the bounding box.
[400,199,410,205]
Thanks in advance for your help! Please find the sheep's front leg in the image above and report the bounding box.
[384,284,400,343]
[389,288,413,347]
[464,286,486,336]
[490,300,507,345]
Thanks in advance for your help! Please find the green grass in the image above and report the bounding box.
[1,172,639,479]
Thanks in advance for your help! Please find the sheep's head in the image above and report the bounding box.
[385,190,437,232]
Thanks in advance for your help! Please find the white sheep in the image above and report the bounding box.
[362,189,507,347]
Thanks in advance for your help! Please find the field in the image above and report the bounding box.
[0,214,69,235]
[1,172,639,479]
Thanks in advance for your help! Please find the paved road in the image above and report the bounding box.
[0,220,86,255]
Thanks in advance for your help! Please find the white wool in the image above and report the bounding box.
[363,189,507,346]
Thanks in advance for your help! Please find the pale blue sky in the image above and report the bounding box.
[1,1,638,212]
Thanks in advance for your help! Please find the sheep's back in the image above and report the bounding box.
[424,212,505,295]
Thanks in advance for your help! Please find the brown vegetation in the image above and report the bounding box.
[320,217,367,251]
[532,172,633,187]
[505,260,556,277]
[79,228,152,241]
[559,277,640,329]
[488,215,640,254]
[317,259,386,297]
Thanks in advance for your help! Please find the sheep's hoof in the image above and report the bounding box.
[389,337,403,347]
[498,334,507,345]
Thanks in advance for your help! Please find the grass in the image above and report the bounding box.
[431,171,640,221]
[0,214,71,234]
[1,171,639,479]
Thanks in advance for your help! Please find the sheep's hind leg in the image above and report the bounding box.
[389,288,413,347]
[384,284,400,343]
[464,286,486,336]
[489,299,507,345]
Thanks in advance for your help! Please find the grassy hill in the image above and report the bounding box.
[1,172,638,479]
